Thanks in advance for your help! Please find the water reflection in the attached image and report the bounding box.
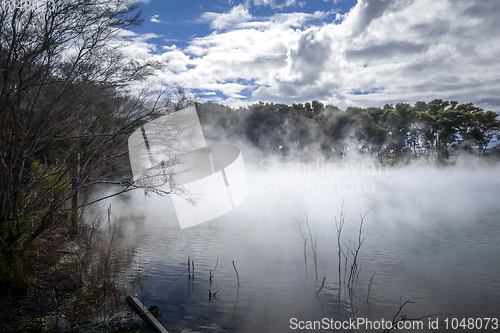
[122,165,500,333]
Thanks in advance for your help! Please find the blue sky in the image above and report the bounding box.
[133,0,357,48]
[122,0,500,112]
[135,0,356,46]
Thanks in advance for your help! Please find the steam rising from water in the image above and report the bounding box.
[89,142,500,331]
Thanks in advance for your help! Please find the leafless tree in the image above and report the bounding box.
[0,0,169,266]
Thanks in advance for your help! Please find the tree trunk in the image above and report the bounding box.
[71,153,80,235]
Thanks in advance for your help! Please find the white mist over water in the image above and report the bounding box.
[94,158,500,332]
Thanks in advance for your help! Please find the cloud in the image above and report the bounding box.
[272,10,333,28]
[253,0,272,6]
[198,3,330,31]
[341,0,402,36]
[151,15,162,23]
[201,4,252,30]
[253,0,298,9]
[118,32,163,61]
[345,41,428,64]
[287,29,333,84]
[333,0,500,109]
[122,0,500,112]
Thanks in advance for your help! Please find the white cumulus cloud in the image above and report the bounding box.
[151,15,162,23]
[121,0,500,112]
[201,4,252,30]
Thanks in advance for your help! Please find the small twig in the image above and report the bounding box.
[336,202,345,289]
[231,261,240,318]
[295,218,308,277]
[392,299,415,325]
[305,214,319,282]
[386,299,441,332]
[210,257,218,284]
[232,260,240,287]
[367,272,375,302]
[316,277,326,295]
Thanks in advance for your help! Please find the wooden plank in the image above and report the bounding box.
[126,296,169,333]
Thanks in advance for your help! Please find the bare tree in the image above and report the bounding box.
[0,0,165,266]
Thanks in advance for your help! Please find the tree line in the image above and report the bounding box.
[196,99,500,160]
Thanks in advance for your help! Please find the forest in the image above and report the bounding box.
[0,0,499,330]
[196,99,500,161]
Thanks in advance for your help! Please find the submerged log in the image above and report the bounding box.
[126,296,169,333]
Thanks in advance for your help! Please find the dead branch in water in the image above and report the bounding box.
[231,261,240,318]
[210,257,219,286]
[305,214,319,283]
[232,260,240,287]
[384,299,441,332]
[335,201,346,299]
[345,213,367,312]
[316,277,326,295]
[295,218,308,278]
[367,272,375,302]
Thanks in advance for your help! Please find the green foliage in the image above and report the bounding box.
[0,0,158,267]
[196,98,499,161]
[414,101,429,112]
[311,100,324,114]
[428,99,450,115]
[31,160,71,199]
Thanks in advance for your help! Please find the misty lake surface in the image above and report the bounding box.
[119,162,500,332]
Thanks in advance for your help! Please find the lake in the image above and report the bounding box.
[117,160,500,332]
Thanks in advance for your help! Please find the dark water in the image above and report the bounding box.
[120,163,500,333]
